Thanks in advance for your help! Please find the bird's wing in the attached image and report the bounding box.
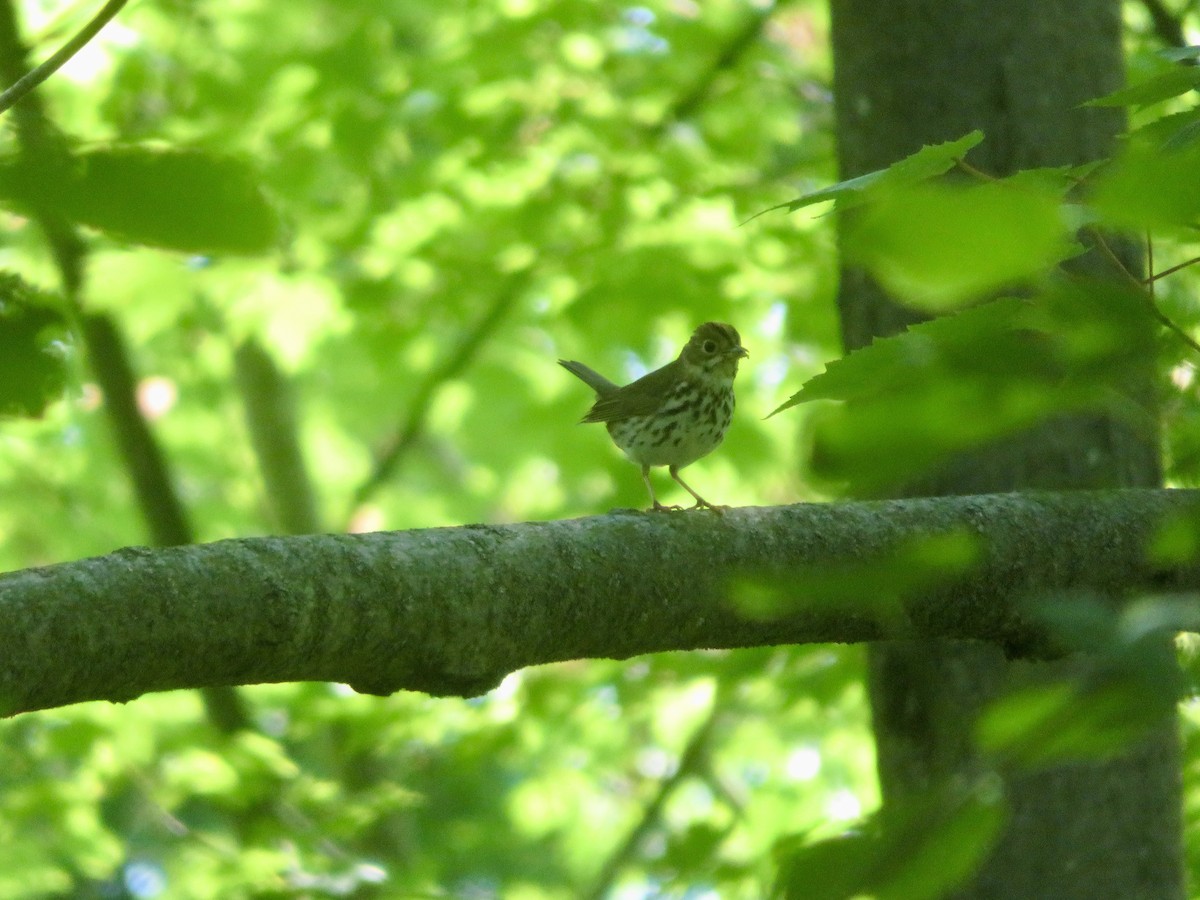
[582,361,679,423]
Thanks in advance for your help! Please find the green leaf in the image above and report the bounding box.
[1089,137,1200,229]
[731,530,981,622]
[0,273,68,418]
[78,147,281,255]
[775,832,874,899]
[1084,66,1200,108]
[842,179,1072,310]
[0,147,281,255]
[769,296,1047,415]
[979,596,1184,767]
[761,131,984,215]
[776,782,1006,900]
[769,282,1154,492]
[977,676,1172,767]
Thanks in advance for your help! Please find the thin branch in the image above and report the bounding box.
[0,0,128,116]
[1087,228,1200,355]
[1148,232,1155,303]
[584,702,724,900]
[1144,254,1200,284]
[953,156,999,182]
[1086,227,1145,291]
[235,339,322,535]
[4,489,1200,718]
[658,3,786,130]
[347,282,518,518]
[83,314,195,546]
[1138,0,1190,50]
[0,0,249,734]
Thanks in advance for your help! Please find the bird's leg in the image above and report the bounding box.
[643,465,682,512]
[669,466,723,512]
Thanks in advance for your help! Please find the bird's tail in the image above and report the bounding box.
[558,359,619,397]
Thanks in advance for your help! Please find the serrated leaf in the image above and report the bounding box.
[1090,137,1200,229]
[1084,66,1200,108]
[769,282,1153,492]
[769,297,1041,416]
[764,131,984,215]
[842,179,1072,310]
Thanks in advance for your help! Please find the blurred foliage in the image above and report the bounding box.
[774,777,1006,900]
[0,272,67,417]
[2,0,1200,897]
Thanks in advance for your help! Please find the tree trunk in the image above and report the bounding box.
[828,1,1183,897]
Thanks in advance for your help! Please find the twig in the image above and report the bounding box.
[953,156,998,182]
[0,0,249,733]
[1087,227,1145,290]
[346,280,519,517]
[1138,0,1190,50]
[583,701,726,900]
[1147,232,1155,303]
[1088,227,1200,355]
[1144,253,1200,284]
[0,0,128,116]
[659,4,784,129]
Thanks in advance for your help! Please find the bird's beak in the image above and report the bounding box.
[730,346,749,359]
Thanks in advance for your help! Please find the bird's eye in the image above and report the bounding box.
[702,340,717,354]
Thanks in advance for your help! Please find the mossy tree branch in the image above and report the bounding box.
[3,489,1199,718]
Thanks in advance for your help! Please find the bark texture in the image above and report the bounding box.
[830,1,1182,897]
[1,490,1199,718]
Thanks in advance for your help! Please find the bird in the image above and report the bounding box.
[559,321,748,511]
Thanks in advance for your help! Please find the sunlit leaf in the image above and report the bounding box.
[842,180,1072,310]
[770,281,1154,492]
[1084,67,1200,108]
[1089,138,1200,229]
[978,677,1170,767]
[761,131,984,215]
[1148,509,1200,565]
[979,596,1183,767]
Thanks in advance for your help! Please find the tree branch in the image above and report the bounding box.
[1138,0,1190,50]
[3,489,1200,718]
[0,0,249,732]
[84,314,197,546]
[658,3,783,129]
[0,0,127,116]
[585,701,724,900]
[235,339,323,535]
[347,283,518,518]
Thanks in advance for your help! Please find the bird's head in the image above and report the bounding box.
[680,322,748,380]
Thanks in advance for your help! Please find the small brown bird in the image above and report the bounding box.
[559,322,748,511]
